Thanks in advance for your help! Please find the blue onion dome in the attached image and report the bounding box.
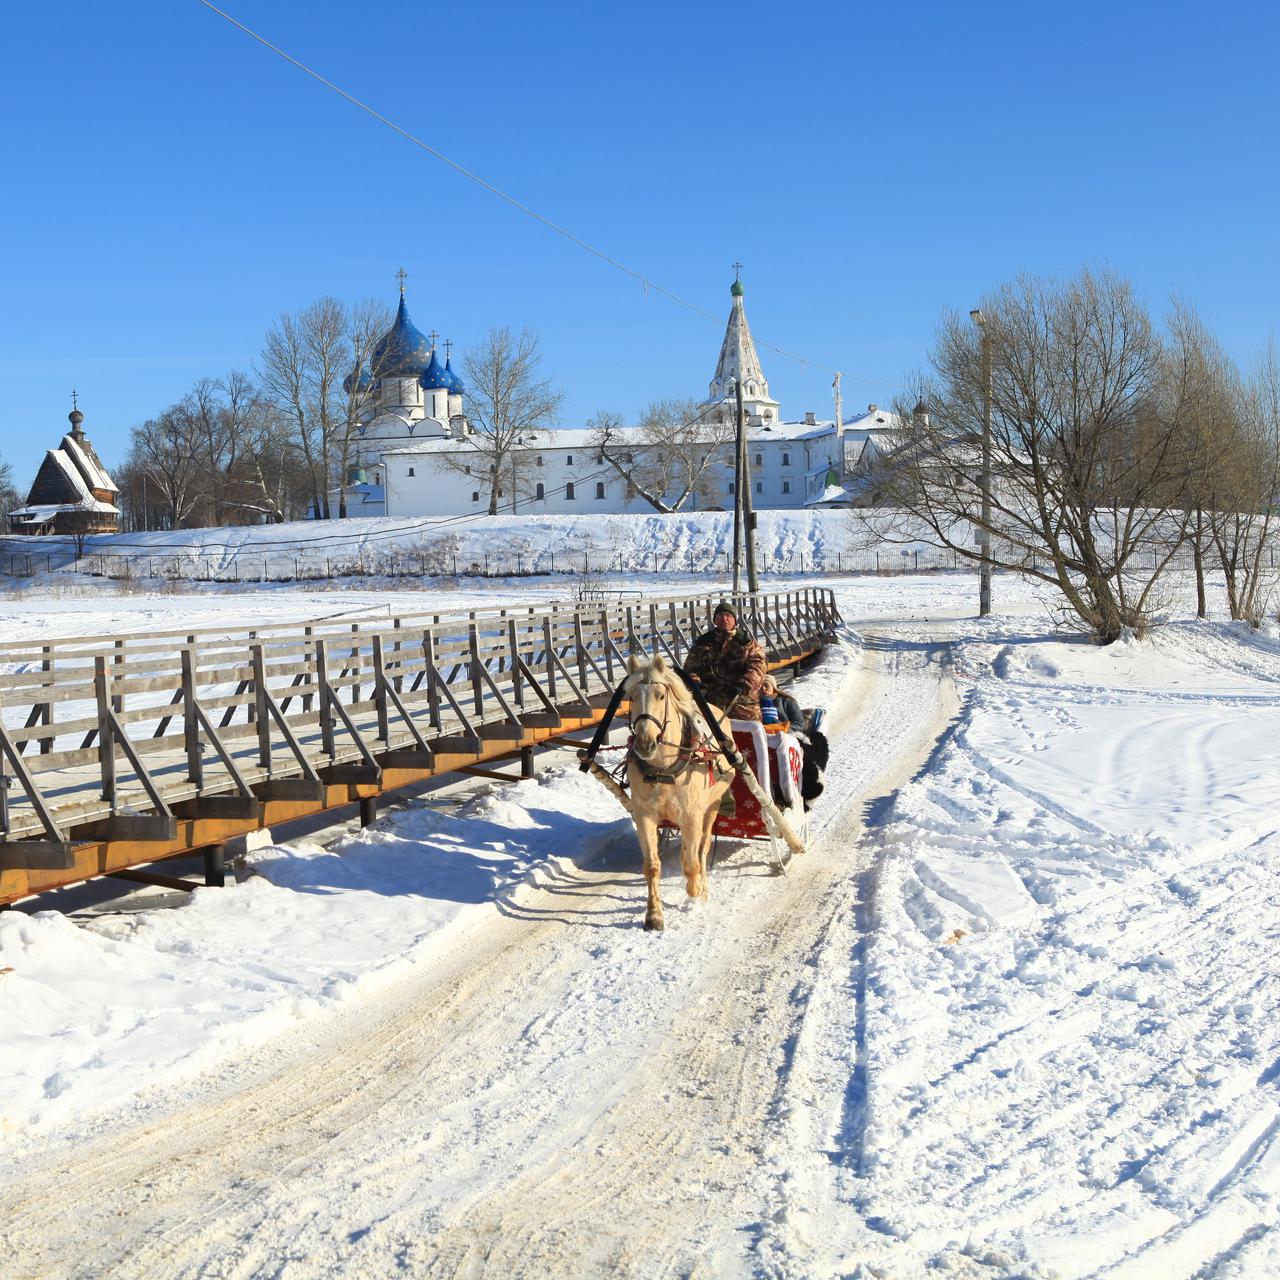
[342,365,373,395]
[370,295,433,378]
[420,347,451,391]
[444,354,464,396]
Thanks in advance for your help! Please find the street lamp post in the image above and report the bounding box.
[970,308,993,617]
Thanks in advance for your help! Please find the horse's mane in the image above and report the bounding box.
[623,657,699,723]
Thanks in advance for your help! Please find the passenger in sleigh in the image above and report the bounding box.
[684,600,767,722]
[759,675,802,730]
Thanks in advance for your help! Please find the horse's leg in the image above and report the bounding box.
[695,792,721,899]
[635,811,664,931]
[680,785,711,901]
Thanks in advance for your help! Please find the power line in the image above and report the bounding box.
[195,0,899,392]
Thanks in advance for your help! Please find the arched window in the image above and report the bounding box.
[566,482,576,500]
[535,482,545,499]
[408,467,415,477]
[595,482,605,499]
[755,481,762,494]
[566,454,574,466]
[536,455,543,465]
[782,480,791,494]
[471,491,480,502]
[754,453,762,466]
[781,451,790,466]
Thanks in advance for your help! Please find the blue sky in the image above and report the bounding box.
[3,1,1278,485]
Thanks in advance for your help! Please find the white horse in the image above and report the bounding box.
[623,655,733,931]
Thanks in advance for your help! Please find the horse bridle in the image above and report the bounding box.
[627,679,725,786]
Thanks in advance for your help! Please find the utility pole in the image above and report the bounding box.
[832,370,843,439]
[738,381,759,599]
[970,309,993,617]
[732,378,745,594]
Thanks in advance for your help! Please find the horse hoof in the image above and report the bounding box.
[644,916,665,932]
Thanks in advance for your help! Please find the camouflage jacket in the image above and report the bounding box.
[683,626,768,722]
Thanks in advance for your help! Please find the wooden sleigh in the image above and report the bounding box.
[660,719,809,872]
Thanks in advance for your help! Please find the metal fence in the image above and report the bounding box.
[67,546,965,584]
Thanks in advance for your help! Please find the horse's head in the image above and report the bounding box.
[624,654,673,762]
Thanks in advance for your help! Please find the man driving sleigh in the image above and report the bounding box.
[684,600,767,722]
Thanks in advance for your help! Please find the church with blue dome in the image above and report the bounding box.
[335,280,472,516]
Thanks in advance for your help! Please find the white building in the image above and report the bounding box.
[365,276,860,518]
[323,285,471,517]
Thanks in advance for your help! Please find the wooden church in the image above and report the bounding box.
[7,402,120,536]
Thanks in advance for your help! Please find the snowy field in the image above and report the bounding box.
[2,566,1280,1277]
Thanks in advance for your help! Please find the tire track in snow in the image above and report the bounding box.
[0,619,958,1279]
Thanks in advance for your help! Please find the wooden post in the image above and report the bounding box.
[373,634,390,743]
[39,645,52,755]
[112,638,125,714]
[251,642,272,770]
[181,647,203,790]
[94,655,116,805]
[423,628,442,731]
[542,615,557,701]
[468,623,484,717]
[507,619,524,709]
[315,638,335,759]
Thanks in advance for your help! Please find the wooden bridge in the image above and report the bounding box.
[0,588,840,905]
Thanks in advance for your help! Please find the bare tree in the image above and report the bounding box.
[259,297,390,519]
[334,300,389,517]
[454,328,563,515]
[864,268,1190,643]
[1207,343,1280,624]
[1160,303,1242,617]
[128,405,204,529]
[590,398,735,512]
[0,456,19,519]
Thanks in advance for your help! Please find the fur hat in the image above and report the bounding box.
[713,600,738,619]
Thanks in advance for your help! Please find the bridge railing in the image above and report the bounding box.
[0,588,840,884]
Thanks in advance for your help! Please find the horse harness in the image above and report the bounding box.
[627,705,731,787]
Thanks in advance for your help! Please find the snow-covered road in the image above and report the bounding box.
[0,617,955,1278]
[5,572,1280,1278]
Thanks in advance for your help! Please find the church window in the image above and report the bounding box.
[756,481,763,494]
[782,480,791,494]
[566,454,574,466]
[536,482,545,499]
[472,491,480,502]
[728,482,735,495]
[566,482,576,499]
[595,482,605,499]
[754,453,762,466]
[536,455,543,465]
[408,467,415,477]
[782,452,790,466]
[465,465,471,474]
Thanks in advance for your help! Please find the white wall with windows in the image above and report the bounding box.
[381,419,847,518]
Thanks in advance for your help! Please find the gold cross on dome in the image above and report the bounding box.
[395,266,408,294]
